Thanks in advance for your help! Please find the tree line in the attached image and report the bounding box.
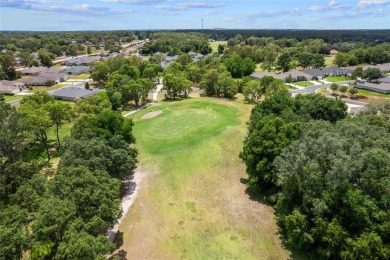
[0,92,137,259]
[140,32,212,55]
[240,92,390,259]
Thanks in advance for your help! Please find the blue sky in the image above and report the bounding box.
[1,0,390,31]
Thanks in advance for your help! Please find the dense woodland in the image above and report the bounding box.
[178,29,390,43]
[0,93,137,259]
[240,93,390,259]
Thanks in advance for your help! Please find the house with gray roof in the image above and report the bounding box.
[378,77,390,83]
[65,66,89,75]
[49,83,104,101]
[62,56,101,66]
[20,72,69,86]
[302,66,352,79]
[0,80,26,94]
[21,67,66,76]
[250,70,312,82]
[355,82,390,94]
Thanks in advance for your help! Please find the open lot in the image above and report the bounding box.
[324,55,335,67]
[209,41,227,53]
[119,98,289,259]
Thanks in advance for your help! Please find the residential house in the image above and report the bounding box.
[20,72,69,86]
[21,67,66,76]
[49,83,104,101]
[302,66,352,79]
[355,82,390,94]
[65,66,89,75]
[62,56,101,66]
[0,80,26,94]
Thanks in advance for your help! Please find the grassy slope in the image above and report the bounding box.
[119,98,289,259]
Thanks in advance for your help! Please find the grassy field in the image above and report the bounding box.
[255,63,266,73]
[69,73,90,80]
[295,81,314,87]
[325,55,335,67]
[324,76,349,82]
[119,98,289,259]
[209,41,227,53]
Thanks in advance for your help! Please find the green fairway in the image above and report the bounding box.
[119,98,289,259]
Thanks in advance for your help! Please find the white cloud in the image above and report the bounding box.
[358,0,390,8]
[157,2,225,11]
[204,10,222,16]
[101,0,167,4]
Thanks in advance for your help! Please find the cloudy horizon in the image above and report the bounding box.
[1,0,390,31]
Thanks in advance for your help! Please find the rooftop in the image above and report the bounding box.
[49,83,104,100]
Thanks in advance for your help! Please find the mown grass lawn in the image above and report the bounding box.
[209,41,227,53]
[3,95,22,102]
[324,76,350,82]
[355,89,390,98]
[119,98,289,259]
[325,55,335,67]
[29,83,69,93]
[295,81,314,87]
[69,73,90,80]
[285,84,297,89]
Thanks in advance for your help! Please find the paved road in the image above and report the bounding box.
[290,80,355,94]
[289,80,368,107]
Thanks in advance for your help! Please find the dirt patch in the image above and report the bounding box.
[106,168,145,241]
[141,110,162,119]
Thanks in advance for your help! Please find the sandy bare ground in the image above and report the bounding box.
[141,110,162,119]
[106,168,145,241]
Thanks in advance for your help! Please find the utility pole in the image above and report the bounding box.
[202,19,204,35]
